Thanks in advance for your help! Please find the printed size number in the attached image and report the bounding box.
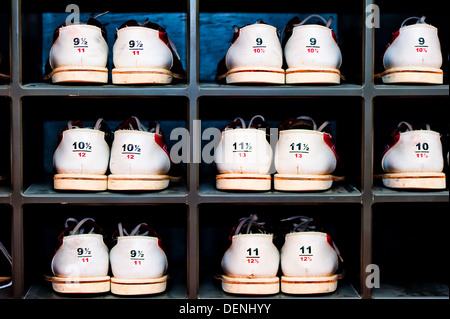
[122,144,141,159]
[233,142,252,157]
[72,141,92,157]
[289,142,309,158]
[307,38,319,53]
[416,37,428,52]
[233,142,252,150]
[130,250,145,265]
[253,38,266,53]
[73,37,88,52]
[129,40,143,55]
[77,247,92,262]
[246,247,260,263]
[415,142,430,158]
[299,245,313,261]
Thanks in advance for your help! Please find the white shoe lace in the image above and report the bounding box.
[297,14,333,28]
[401,16,426,28]
[233,117,246,129]
[93,11,110,20]
[128,116,161,135]
[65,217,96,235]
[117,222,150,237]
[296,116,330,132]
[226,115,266,130]
[248,115,266,129]
[94,118,104,130]
[67,118,104,130]
[397,121,430,131]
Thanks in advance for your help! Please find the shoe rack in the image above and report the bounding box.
[1,0,448,302]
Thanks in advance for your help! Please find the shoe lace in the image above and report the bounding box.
[56,218,104,248]
[148,121,161,135]
[92,11,109,20]
[248,115,266,129]
[397,121,414,132]
[93,118,104,130]
[87,11,110,28]
[118,222,150,237]
[297,116,330,132]
[67,120,83,130]
[234,117,246,129]
[296,14,333,28]
[401,16,426,28]
[113,223,160,242]
[66,118,105,131]
[66,217,97,235]
[231,214,267,238]
[233,19,269,33]
[280,116,330,132]
[281,215,317,232]
[224,115,268,131]
[86,12,110,37]
[117,116,161,135]
[130,116,147,131]
[395,121,431,134]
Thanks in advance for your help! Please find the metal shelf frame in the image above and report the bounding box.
[2,0,448,301]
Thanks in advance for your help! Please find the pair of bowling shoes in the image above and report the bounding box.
[214,115,343,191]
[53,116,178,191]
[48,217,168,295]
[45,14,185,84]
[216,15,342,84]
[220,214,343,295]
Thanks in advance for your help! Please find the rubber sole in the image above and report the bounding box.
[54,174,108,191]
[381,68,443,84]
[47,275,110,294]
[107,174,170,191]
[110,275,168,295]
[112,68,173,84]
[281,274,338,294]
[223,67,285,84]
[50,66,108,83]
[285,68,341,84]
[274,174,339,191]
[221,275,280,295]
[378,172,446,189]
[216,173,271,191]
